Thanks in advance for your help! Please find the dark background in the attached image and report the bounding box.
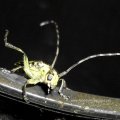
[0,0,120,119]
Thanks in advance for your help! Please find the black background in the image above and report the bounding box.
[0,0,120,119]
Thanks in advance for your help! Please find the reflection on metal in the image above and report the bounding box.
[0,67,120,119]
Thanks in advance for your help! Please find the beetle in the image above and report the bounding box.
[4,20,120,102]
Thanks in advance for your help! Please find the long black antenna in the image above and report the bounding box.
[59,53,120,78]
[40,20,60,68]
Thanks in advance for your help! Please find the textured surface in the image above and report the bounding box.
[0,68,120,119]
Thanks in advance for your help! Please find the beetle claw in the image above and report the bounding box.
[23,94,30,103]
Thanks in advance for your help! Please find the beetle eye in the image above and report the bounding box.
[47,74,53,81]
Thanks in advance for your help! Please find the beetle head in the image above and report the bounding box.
[45,69,59,93]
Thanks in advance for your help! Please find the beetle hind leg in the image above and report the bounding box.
[4,29,25,54]
[4,29,33,78]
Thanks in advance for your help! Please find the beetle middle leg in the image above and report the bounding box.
[11,66,23,72]
[22,78,40,102]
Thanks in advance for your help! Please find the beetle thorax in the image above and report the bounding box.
[29,61,59,89]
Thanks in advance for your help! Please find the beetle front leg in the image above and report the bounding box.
[58,79,69,100]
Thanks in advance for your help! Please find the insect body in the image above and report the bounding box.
[3,20,120,102]
[23,61,59,90]
[4,21,67,102]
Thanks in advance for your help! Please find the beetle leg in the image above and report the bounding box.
[22,78,40,102]
[23,54,33,78]
[22,81,29,103]
[58,79,69,100]
[11,66,23,72]
[4,30,25,54]
[4,29,33,78]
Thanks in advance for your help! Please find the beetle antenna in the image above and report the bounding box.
[59,52,120,77]
[40,20,59,68]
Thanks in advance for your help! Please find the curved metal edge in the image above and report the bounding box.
[0,67,120,119]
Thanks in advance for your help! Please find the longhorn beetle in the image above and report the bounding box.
[4,20,120,102]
